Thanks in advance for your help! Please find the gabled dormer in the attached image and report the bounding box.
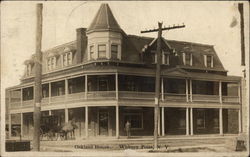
[86,3,122,61]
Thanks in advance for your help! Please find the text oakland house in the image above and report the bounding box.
[6,3,244,140]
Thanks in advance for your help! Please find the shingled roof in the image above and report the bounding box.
[87,3,122,33]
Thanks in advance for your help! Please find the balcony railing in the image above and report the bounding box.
[222,96,239,104]
[164,93,186,101]
[68,92,85,101]
[119,91,154,100]
[192,94,220,103]
[22,100,34,107]
[87,91,116,100]
[41,97,49,105]
[10,102,21,109]
[51,95,65,103]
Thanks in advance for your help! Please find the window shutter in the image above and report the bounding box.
[190,53,193,66]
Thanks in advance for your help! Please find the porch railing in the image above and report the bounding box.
[192,94,220,102]
[41,97,49,105]
[119,91,154,100]
[87,91,116,99]
[22,100,34,107]
[10,102,21,109]
[164,93,186,101]
[51,95,65,103]
[68,92,85,101]
[222,96,239,104]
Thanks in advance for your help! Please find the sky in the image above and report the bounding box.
[1,1,249,89]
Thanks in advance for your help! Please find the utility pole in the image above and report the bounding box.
[141,22,185,150]
[33,3,43,151]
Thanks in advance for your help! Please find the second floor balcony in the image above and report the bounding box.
[7,74,241,109]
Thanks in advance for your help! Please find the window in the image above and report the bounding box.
[183,53,192,66]
[204,55,213,68]
[124,113,143,129]
[98,44,106,58]
[163,54,170,65]
[62,52,73,67]
[47,57,56,70]
[196,109,205,129]
[90,45,94,60]
[111,44,118,59]
[26,64,32,76]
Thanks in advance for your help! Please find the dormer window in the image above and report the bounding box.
[182,52,192,66]
[26,64,32,76]
[89,45,94,60]
[62,52,73,67]
[98,44,106,58]
[111,44,118,59]
[162,53,170,65]
[204,55,213,68]
[47,56,56,71]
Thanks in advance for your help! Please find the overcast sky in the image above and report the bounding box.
[1,1,249,89]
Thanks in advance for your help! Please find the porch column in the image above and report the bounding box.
[49,110,52,116]
[65,79,68,100]
[85,106,88,138]
[219,81,222,103]
[116,106,119,138]
[85,75,88,99]
[238,82,241,103]
[65,108,69,123]
[9,114,11,138]
[190,108,193,135]
[115,73,118,100]
[186,79,189,102]
[238,109,242,133]
[48,82,51,104]
[161,107,165,136]
[190,80,193,102]
[219,108,223,135]
[161,78,164,101]
[186,108,189,135]
[20,88,23,107]
[21,113,23,137]
[158,109,161,136]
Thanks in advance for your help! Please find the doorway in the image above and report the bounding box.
[98,111,109,136]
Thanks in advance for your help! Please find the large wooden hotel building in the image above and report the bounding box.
[6,3,243,139]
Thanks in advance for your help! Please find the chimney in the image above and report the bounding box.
[76,28,87,63]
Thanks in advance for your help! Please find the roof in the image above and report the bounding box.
[127,35,226,71]
[87,3,122,33]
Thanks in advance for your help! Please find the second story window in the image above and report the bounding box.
[62,52,73,67]
[111,44,118,59]
[47,56,56,71]
[90,45,94,60]
[204,55,213,68]
[183,53,192,66]
[98,44,106,58]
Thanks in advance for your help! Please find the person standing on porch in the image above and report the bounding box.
[125,121,131,138]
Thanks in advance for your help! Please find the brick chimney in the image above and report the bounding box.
[76,28,87,63]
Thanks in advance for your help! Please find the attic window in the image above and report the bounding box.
[182,53,192,66]
[162,51,170,65]
[98,44,106,58]
[26,64,32,76]
[62,52,73,67]
[47,56,56,71]
[204,55,213,68]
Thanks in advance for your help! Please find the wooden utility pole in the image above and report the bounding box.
[141,22,185,150]
[33,3,43,151]
[238,3,245,66]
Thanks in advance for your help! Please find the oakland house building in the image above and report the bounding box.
[6,3,243,140]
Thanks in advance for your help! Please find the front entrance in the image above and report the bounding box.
[99,111,109,136]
